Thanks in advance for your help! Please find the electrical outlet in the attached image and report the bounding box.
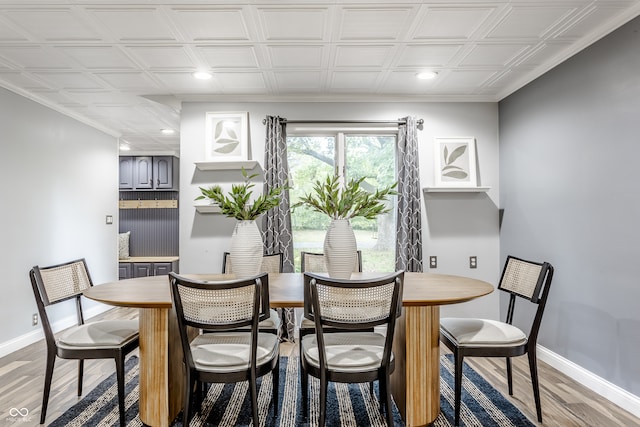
[469,256,477,269]
[429,256,437,269]
[32,313,38,326]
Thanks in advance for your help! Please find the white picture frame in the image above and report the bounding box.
[205,112,249,162]
[434,137,478,187]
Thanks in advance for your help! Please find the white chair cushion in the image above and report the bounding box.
[440,318,527,347]
[301,332,392,372]
[191,332,279,373]
[58,320,138,348]
[198,308,280,330]
[300,317,387,336]
[300,317,315,330]
[259,309,281,329]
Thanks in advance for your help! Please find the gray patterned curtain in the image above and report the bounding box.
[262,116,295,341]
[396,116,423,272]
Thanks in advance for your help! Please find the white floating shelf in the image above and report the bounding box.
[194,205,221,214]
[194,160,258,171]
[423,186,491,193]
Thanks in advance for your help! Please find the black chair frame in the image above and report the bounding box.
[300,271,403,427]
[169,272,279,427]
[440,255,554,426]
[29,258,139,426]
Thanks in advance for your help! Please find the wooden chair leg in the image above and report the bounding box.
[454,353,464,427]
[301,360,308,417]
[183,372,194,427]
[249,371,259,427]
[383,374,393,427]
[528,350,543,422]
[273,358,280,414]
[115,355,126,427]
[319,373,327,427]
[40,351,56,425]
[77,359,84,396]
[506,356,514,395]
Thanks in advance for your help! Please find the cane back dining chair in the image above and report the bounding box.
[29,259,139,426]
[298,250,364,346]
[300,250,362,274]
[439,255,554,426]
[300,271,404,427]
[169,272,280,427]
[222,251,283,335]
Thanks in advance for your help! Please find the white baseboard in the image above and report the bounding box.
[538,345,640,419]
[0,304,112,358]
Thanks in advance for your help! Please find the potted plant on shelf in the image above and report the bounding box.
[196,168,287,277]
[293,174,397,278]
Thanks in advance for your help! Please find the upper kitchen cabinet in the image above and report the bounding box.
[119,156,179,191]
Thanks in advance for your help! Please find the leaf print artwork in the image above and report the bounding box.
[205,112,248,161]
[434,138,477,187]
[214,120,241,154]
[441,144,468,179]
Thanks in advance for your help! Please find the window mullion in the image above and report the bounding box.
[336,132,346,183]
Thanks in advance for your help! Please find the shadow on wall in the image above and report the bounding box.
[556,301,617,379]
[423,192,499,238]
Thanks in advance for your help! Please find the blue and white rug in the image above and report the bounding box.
[49,355,534,426]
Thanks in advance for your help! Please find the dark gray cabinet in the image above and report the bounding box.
[118,257,179,279]
[118,263,132,280]
[119,156,177,190]
[119,157,134,189]
[153,157,173,189]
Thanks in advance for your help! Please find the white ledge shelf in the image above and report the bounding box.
[194,205,222,214]
[424,186,491,193]
[195,160,258,171]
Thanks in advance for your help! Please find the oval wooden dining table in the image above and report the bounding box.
[84,271,493,427]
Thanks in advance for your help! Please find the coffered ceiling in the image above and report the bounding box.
[0,1,639,154]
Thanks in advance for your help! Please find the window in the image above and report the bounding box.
[287,125,397,272]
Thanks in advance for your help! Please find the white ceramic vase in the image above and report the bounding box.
[230,220,264,278]
[323,218,358,279]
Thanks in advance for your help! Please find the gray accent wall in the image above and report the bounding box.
[0,86,118,349]
[499,16,640,395]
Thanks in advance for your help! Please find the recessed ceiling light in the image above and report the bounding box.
[416,71,438,80]
[119,143,130,151]
[192,71,213,80]
[161,129,175,135]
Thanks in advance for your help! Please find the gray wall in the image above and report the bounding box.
[180,101,501,319]
[499,16,640,394]
[0,86,118,352]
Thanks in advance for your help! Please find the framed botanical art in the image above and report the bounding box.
[434,137,478,187]
[205,112,249,162]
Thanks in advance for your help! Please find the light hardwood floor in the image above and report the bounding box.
[1,307,638,426]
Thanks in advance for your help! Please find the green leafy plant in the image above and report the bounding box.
[195,168,287,220]
[293,174,397,220]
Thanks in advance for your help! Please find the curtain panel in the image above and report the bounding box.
[396,116,423,272]
[263,116,296,341]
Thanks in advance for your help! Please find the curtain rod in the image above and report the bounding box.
[262,118,424,126]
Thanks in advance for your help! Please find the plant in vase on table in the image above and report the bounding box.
[293,174,397,278]
[196,168,288,277]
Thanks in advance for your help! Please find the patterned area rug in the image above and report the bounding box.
[49,355,534,426]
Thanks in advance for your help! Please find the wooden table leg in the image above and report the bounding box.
[138,307,185,427]
[391,305,441,426]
